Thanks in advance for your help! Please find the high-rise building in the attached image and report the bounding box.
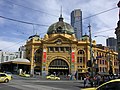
[106,37,117,51]
[71,9,82,40]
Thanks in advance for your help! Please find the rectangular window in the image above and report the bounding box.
[60,47,64,52]
[55,47,59,52]
[80,57,82,63]
[49,47,54,52]
[102,60,104,65]
[77,57,79,63]
[100,60,101,64]
[66,47,70,52]
[0,74,6,77]
[100,67,101,72]
[6,56,8,61]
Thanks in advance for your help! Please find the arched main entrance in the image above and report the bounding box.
[48,59,69,76]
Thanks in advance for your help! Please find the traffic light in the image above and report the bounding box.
[87,60,92,67]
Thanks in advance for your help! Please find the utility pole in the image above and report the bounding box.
[88,24,93,87]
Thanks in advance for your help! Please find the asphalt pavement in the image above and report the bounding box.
[0,74,86,90]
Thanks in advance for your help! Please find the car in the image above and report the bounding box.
[4,71,13,78]
[19,73,30,77]
[35,71,41,75]
[81,79,120,90]
[0,72,12,83]
[46,74,60,80]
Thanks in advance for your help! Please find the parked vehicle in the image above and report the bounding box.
[46,74,60,80]
[4,71,13,78]
[0,72,12,83]
[35,71,41,75]
[19,73,30,77]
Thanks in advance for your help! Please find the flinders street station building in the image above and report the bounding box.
[24,15,119,79]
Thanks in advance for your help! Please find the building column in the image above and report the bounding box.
[30,45,34,76]
[71,47,76,75]
[42,47,47,77]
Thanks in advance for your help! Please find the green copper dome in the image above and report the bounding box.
[47,15,74,35]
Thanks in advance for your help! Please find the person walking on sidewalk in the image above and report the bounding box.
[84,75,89,87]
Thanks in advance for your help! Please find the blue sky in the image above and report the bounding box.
[0,0,118,52]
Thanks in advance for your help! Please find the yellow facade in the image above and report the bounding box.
[25,34,119,77]
[25,16,119,78]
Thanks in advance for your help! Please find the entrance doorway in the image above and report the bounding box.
[48,59,69,76]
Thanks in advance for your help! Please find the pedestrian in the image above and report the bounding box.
[93,75,97,87]
[95,74,101,86]
[84,77,86,87]
[99,76,105,85]
[84,75,89,87]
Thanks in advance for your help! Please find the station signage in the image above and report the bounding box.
[43,49,46,63]
[71,48,75,63]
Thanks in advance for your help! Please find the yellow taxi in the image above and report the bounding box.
[0,72,12,83]
[19,73,30,77]
[81,79,120,90]
[46,74,60,80]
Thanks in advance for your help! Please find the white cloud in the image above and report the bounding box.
[0,0,119,51]
[0,40,24,52]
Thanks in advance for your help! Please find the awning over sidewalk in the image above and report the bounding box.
[1,58,30,65]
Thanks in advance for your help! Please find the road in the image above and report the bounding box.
[0,75,85,90]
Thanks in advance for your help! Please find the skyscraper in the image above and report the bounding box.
[106,37,117,51]
[71,9,82,40]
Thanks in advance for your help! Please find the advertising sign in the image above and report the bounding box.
[43,49,46,62]
[71,52,75,62]
[43,52,46,62]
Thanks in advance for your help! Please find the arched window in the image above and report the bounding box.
[77,50,86,69]
[49,59,68,67]
[56,26,62,33]
[78,50,84,55]
[34,48,42,62]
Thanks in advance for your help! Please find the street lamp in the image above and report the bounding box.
[88,24,94,87]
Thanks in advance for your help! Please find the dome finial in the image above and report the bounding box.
[59,6,63,21]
